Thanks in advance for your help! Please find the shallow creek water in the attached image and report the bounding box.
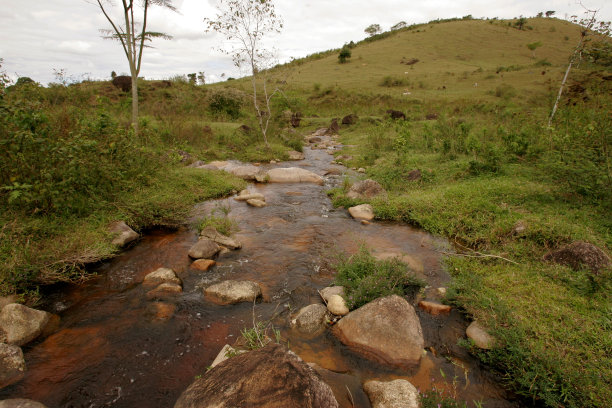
[1,139,518,407]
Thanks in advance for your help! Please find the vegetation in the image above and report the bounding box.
[333,246,425,310]
[338,45,352,64]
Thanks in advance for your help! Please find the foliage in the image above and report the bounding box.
[207,87,246,119]
[333,246,425,309]
[364,23,382,37]
[526,41,542,58]
[241,320,281,350]
[379,76,409,87]
[196,206,237,236]
[338,46,352,64]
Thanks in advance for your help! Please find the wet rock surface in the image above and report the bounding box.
[204,280,262,304]
[333,295,424,368]
[199,227,241,249]
[293,304,328,334]
[143,267,181,286]
[348,204,375,221]
[0,304,52,346]
[174,343,339,408]
[266,167,324,185]
[466,321,495,350]
[363,379,419,408]
[109,221,138,247]
[0,344,26,390]
[188,239,220,259]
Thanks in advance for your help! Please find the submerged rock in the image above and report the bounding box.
[0,344,26,390]
[191,259,216,272]
[199,226,241,249]
[266,167,324,185]
[333,295,424,368]
[204,280,262,305]
[109,221,139,247]
[347,179,385,200]
[543,241,610,274]
[348,204,374,221]
[143,267,182,286]
[466,321,495,350]
[293,304,328,334]
[174,343,339,408]
[363,379,419,408]
[247,199,267,208]
[188,239,220,259]
[0,304,52,346]
[146,283,183,300]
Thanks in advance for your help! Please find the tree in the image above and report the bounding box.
[187,73,197,85]
[95,0,176,136]
[537,12,544,18]
[338,46,351,63]
[205,0,283,146]
[545,10,556,18]
[197,71,206,85]
[364,24,382,37]
[526,41,543,58]
[514,16,527,30]
[391,21,407,31]
[548,8,610,126]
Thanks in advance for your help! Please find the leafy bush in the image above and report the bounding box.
[207,87,246,119]
[333,246,425,309]
[338,46,352,63]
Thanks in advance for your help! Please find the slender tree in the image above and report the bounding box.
[527,41,543,58]
[204,0,283,146]
[94,0,176,135]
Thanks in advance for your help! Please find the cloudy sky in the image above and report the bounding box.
[1,0,610,84]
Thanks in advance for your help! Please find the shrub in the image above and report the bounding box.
[338,46,352,63]
[380,76,409,87]
[494,83,517,99]
[207,87,246,119]
[333,246,425,309]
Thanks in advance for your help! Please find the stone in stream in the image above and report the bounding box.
[234,190,266,202]
[204,280,262,305]
[225,164,263,181]
[0,304,53,346]
[188,239,220,259]
[0,400,48,408]
[466,321,496,350]
[199,226,242,249]
[174,343,339,408]
[266,167,324,185]
[319,286,345,303]
[363,379,419,408]
[326,295,349,316]
[108,221,139,247]
[143,267,182,286]
[148,302,177,321]
[191,259,216,272]
[333,295,424,368]
[0,343,26,390]
[246,199,267,208]
[347,179,385,200]
[292,304,328,335]
[348,204,374,221]
[418,300,452,316]
[146,283,183,300]
[287,150,305,160]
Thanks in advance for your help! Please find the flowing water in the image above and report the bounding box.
[1,138,518,407]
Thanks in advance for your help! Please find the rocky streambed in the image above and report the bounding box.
[0,130,517,407]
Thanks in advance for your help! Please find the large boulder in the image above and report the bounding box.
[226,164,263,181]
[363,379,419,408]
[543,241,610,274]
[347,179,385,200]
[266,168,323,185]
[348,204,374,221]
[174,343,338,408]
[0,344,26,389]
[199,226,241,250]
[0,400,48,408]
[188,239,220,259]
[143,267,182,286]
[293,304,328,335]
[0,304,52,346]
[333,295,424,368]
[204,280,262,305]
[109,221,139,247]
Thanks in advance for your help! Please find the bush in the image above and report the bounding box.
[207,87,246,119]
[338,46,352,63]
[494,83,517,99]
[333,246,425,309]
[380,76,409,87]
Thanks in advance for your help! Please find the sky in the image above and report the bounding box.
[1,0,610,85]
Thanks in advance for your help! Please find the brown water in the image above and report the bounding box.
[1,138,518,407]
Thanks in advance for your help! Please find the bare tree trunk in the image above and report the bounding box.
[131,75,139,136]
[548,59,573,127]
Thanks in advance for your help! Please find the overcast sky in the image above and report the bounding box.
[1,0,610,84]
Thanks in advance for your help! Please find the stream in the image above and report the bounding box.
[0,136,518,407]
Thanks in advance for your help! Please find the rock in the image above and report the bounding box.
[266,167,324,185]
[143,267,182,286]
[341,114,358,125]
[319,286,345,302]
[146,283,183,300]
[327,295,349,316]
[174,343,339,408]
[148,302,176,321]
[0,400,48,408]
[308,136,322,144]
[511,220,527,235]
[466,321,495,349]
[386,110,406,120]
[204,280,262,305]
[207,160,229,169]
[348,204,374,221]
[363,379,419,408]
[218,246,231,257]
[436,287,447,297]
[199,226,241,249]
[188,160,206,168]
[0,344,26,390]
[333,295,424,368]
[418,300,451,316]
[361,220,371,225]
[312,127,328,137]
[288,150,305,160]
[324,168,343,176]
[234,191,266,202]
[293,304,328,334]
[0,296,18,312]
[226,164,262,181]
[0,304,52,346]
[347,179,385,200]
[406,169,421,181]
[543,241,610,274]
[247,199,267,208]
[191,259,216,272]
[109,221,138,247]
[327,118,340,135]
[188,239,220,259]
[210,344,246,368]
